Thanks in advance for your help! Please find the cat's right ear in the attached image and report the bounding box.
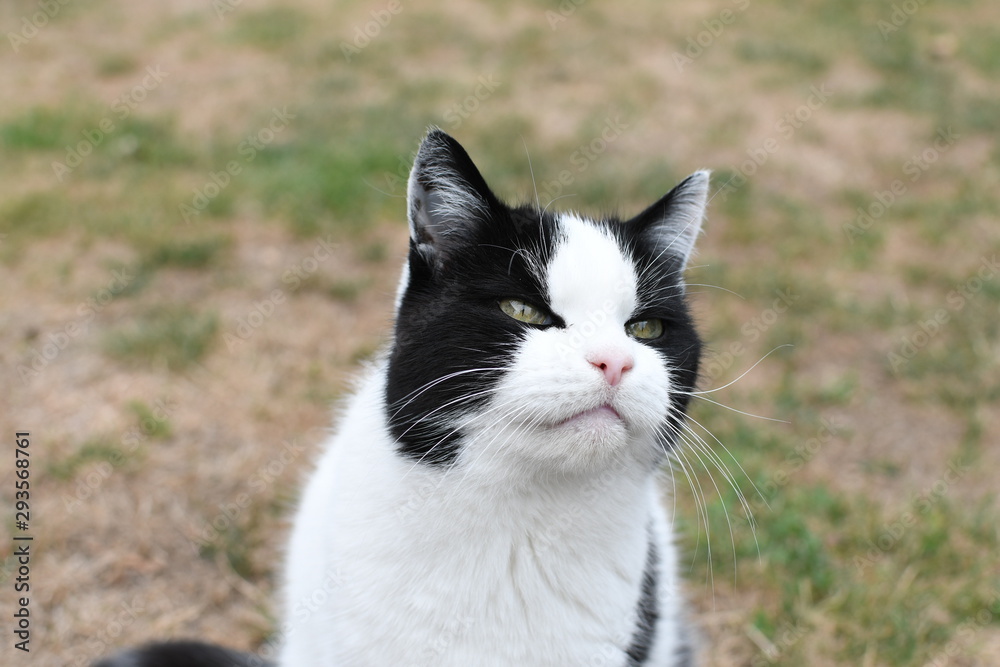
[406,128,497,269]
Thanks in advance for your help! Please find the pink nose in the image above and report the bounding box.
[588,350,634,387]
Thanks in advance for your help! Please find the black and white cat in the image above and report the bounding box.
[98,129,710,667]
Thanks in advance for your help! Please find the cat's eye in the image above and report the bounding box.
[626,318,664,340]
[499,298,553,326]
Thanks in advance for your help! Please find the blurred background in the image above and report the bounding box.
[1,0,998,665]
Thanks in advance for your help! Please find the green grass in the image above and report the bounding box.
[197,522,261,580]
[358,240,389,263]
[681,257,1000,662]
[246,133,402,235]
[1,105,193,168]
[0,97,423,252]
[675,444,999,665]
[734,38,830,75]
[0,106,96,151]
[96,52,139,77]
[47,439,124,480]
[229,6,310,51]
[325,278,372,302]
[0,190,74,238]
[141,236,231,270]
[127,400,174,439]
[961,26,1000,75]
[104,305,219,370]
[231,104,427,235]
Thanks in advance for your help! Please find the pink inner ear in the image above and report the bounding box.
[587,349,635,387]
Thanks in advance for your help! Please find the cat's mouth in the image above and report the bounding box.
[554,404,624,429]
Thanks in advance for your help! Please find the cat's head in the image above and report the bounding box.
[386,129,707,476]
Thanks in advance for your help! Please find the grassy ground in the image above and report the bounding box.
[1,0,998,665]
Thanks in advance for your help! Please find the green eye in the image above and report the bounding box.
[626,318,664,340]
[500,299,553,326]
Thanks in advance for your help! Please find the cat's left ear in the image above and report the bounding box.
[406,128,497,269]
[628,170,710,270]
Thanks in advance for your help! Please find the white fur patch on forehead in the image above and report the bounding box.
[547,213,637,323]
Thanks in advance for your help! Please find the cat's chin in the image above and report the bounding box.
[554,404,623,429]
[515,406,634,471]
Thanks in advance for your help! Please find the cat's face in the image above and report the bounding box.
[386,130,707,476]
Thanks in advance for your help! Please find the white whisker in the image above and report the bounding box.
[690,395,790,424]
[691,344,793,395]
[684,283,745,299]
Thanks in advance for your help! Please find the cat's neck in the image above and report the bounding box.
[399,454,656,545]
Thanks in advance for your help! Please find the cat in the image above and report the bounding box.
[96,128,710,667]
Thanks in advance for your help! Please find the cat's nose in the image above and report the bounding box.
[588,350,634,387]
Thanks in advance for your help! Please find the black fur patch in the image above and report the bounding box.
[673,621,697,667]
[387,129,566,465]
[92,640,272,667]
[625,536,660,665]
[386,200,560,465]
